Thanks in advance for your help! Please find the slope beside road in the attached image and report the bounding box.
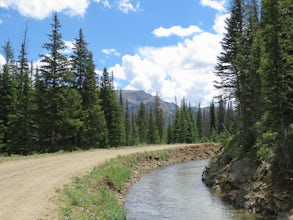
[0,144,197,220]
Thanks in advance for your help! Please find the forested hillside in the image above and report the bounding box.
[0,13,229,155]
[214,0,292,175]
[203,0,292,217]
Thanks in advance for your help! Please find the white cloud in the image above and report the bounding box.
[0,54,6,67]
[200,0,226,12]
[0,0,89,19]
[107,9,230,106]
[153,25,202,38]
[110,28,223,106]
[117,0,140,13]
[95,0,140,13]
[96,0,111,8]
[0,19,3,24]
[213,13,229,34]
[62,40,75,54]
[102,48,121,56]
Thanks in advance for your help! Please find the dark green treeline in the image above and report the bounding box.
[0,13,230,155]
[215,0,292,175]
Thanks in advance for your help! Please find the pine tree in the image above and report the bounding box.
[99,68,125,147]
[71,29,107,148]
[38,13,81,151]
[147,108,159,144]
[178,99,189,143]
[210,100,216,132]
[167,122,173,144]
[225,101,234,133]
[124,101,132,145]
[217,97,226,133]
[0,120,4,150]
[260,0,292,169]
[186,103,197,143]
[196,103,203,139]
[215,0,262,151]
[0,40,16,152]
[154,92,165,142]
[7,28,37,154]
[172,106,180,143]
[131,113,139,145]
[136,102,147,143]
[215,0,243,97]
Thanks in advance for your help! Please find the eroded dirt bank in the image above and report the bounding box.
[0,143,219,220]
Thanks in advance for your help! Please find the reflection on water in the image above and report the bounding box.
[125,160,266,220]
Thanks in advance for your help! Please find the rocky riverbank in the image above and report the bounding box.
[202,150,293,220]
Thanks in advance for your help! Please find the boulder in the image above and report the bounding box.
[227,158,258,188]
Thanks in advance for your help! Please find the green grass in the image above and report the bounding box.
[57,150,171,220]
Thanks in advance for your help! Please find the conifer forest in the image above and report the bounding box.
[0,0,292,178]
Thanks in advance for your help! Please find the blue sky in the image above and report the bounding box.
[0,0,229,106]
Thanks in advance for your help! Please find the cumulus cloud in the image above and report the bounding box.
[110,28,223,106]
[200,0,226,12]
[153,25,202,38]
[213,13,229,34]
[102,48,121,56]
[0,0,89,19]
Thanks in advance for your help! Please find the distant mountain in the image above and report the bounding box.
[115,90,178,123]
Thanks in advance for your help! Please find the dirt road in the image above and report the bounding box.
[0,144,193,220]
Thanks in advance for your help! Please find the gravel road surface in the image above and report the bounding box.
[0,144,190,220]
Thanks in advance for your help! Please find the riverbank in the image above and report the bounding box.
[57,143,220,219]
[202,150,293,220]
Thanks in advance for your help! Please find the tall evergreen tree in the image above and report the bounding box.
[217,97,226,133]
[147,108,159,144]
[167,122,173,144]
[196,103,203,139]
[154,93,165,142]
[38,13,82,151]
[124,101,132,145]
[215,0,262,150]
[210,100,216,132]
[172,106,180,143]
[0,120,4,150]
[260,0,292,169]
[99,68,125,147]
[136,102,147,143]
[71,29,107,148]
[0,40,16,152]
[131,113,139,145]
[186,103,197,143]
[7,28,37,154]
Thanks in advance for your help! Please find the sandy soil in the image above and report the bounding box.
[0,144,196,220]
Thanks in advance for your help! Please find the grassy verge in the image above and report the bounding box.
[56,144,219,220]
[57,151,170,220]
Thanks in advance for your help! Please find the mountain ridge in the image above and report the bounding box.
[115,90,178,122]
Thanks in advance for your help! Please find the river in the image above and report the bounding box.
[125,159,266,220]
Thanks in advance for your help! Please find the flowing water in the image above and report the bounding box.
[125,159,266,220]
